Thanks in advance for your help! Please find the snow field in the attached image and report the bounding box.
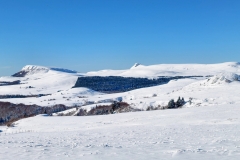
[1,63,240,159]
[1,104,240,159]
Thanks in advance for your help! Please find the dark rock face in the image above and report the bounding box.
[73,76,203,93]
[0,102,67,125]
[12,71,29,77]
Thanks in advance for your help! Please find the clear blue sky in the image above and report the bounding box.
[0,0,240,76]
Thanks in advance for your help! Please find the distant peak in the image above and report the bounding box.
[12,65,50,77]
[22,65,49,71]
[131,63,142,69]
[12,65,77,77]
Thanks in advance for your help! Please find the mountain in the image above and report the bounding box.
[0,62,240,109]
[0,62,239,109]
[12,65,77,77]
[85,62,240,77]
[0,65,79,96]
[1,62,240,159]
[130,63,143,69]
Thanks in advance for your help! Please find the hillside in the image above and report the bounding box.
[85,62,240,77]
[1,62,240,159]
[1,104,240,159]
[0,62,240,124]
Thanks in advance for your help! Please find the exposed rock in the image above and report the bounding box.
[130,63,142,69]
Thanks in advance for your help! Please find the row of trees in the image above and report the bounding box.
[167,97,185,109]
[73,76,201,93]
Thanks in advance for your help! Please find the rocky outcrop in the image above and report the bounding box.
[0,102,67,125]
[12,70,29,77]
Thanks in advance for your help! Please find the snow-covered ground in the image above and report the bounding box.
[0,63,240,113]
[1,104,240,159]
[1,62,240,159]
[0,62,240,109]
[1,74,240,111]
[86,62,240,77]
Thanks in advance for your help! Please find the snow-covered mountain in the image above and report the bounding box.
[12,65,77,77]
[0,62,240,108]
[85,62,240,77]
[1,62,240,159]
[0,65,80,96]
[130,63,144,69]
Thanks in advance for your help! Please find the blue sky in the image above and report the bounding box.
[0,0,240,76]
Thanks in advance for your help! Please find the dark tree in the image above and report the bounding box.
[168,99,175,109]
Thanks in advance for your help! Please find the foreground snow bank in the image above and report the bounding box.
[1,104,240,159]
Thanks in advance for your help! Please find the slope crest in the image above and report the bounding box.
[12,65,77,77]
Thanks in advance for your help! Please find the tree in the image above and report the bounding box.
[176,97,185,108]
[168,99,175,109]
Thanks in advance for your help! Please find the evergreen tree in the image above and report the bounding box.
[168,99,175,109]
[176,97,181,107]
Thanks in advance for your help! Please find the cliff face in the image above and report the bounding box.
[0,102,67,125]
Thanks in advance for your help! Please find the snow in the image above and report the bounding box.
[1,104,240,159]
[0,67,79,95]
[1,63,240,109]
[85,62,240,77]
[206,72,240,84]
[20,65,77,75]
[21,65,50,75]
[1,62,240,159]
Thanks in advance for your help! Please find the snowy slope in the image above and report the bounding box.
[2,73,240,112]
[1,104,240,159]
[86,62,240,77]
[1,63,240,109]
[0,65,79,95]
[13,65,77,76]
[1,63,240,159]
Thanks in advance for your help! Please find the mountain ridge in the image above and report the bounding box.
[12,65,77,77]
